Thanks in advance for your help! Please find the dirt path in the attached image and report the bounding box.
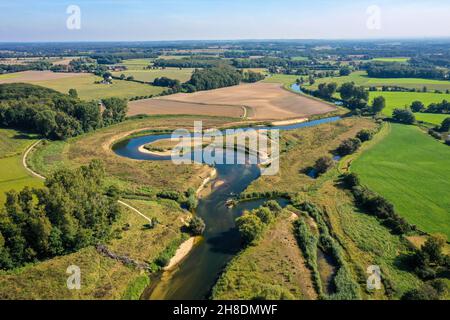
[22,139,152,223]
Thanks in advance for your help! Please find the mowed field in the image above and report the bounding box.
[305,71,450,92]
[0,129,43,205]
[368,91,450,124]
[112,68,195,83]
[351,123,450,239]
[130,82,335,120]
[0,71,165,100]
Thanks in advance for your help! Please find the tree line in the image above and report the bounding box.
[365,62,447,80]
[0,161,121,270]
[0,83,128,140]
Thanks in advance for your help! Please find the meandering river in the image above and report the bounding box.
[113,116,341,300]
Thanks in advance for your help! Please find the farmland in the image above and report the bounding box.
[368,91,450,124]
[305,71,450,92]
[0,128,43,205]
[148,82,335,120]
[112,68,195,83]
[351,123,450,239]
[0,71,165,100]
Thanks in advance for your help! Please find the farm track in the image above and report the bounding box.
[22,139,152,223]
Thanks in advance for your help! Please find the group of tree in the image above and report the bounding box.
[0,160,121,270]
[392,108,416,124]
[410,99,450,114]
[365,62,447,80]
[409,234,450,280]
[340,172,413,235]
[152,76,181,88]
[313,156,334,176]
[241,70,265,83]
[0,83,127,140]
[184,66,242,92]
[236,201,282,246]
[153,57,226,69]
[0,61,53,74]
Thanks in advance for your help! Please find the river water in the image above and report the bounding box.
[112,116,340,300]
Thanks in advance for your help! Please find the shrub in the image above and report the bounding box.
[314,156,334,175]
[392,108,415,124]
[440,117,450,132]
[356,129,373,142]
[402,284,441,300]
[340,173,360,189]
[262,200,282,213]
[236,213,264,245]
[336,138,361,156]
[254,207,275,225]
[187,216,205,236]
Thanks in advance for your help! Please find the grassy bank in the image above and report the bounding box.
[0,128,43,205]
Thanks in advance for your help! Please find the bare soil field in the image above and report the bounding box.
[146,82,335,120]
[0,70,87,83]
[128,99,245,118]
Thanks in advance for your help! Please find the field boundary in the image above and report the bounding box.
[338,121,391,173]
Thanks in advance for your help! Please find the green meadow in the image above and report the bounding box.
[119,58,153,70]
[0,128,43,205]
[371,57,410,63]
[306,71,450,92]
[32,74,165,101]
[112,68,195,83]
[368,91,450,124]
[351,123,450,239]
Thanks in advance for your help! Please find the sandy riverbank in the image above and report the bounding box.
[163,237,201,271]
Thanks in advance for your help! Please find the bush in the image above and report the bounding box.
[336,138,361,156]
[356,129,373,142]
[402,283,441,300]
[340,173,360,189]
[236,213,264,246]
[440,117,450,132]
[392,108,415,124]
[314,156,334,175]
[187,216,205,236]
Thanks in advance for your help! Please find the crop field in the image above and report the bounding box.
[112,68,195,83]
[0,70,86,83]
[119,58,153,70]
[0,71,165,100]
[128,99,245,118]
[351,123,450,239]
[0,129,43,205]
[152,82,335,120]
[368,91,450,124]
[305,71,450,92]
[371,57,410,63]
[31,74,165,100]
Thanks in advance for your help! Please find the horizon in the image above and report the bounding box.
[1,0,450,42]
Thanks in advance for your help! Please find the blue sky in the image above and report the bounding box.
[1,0,450,41]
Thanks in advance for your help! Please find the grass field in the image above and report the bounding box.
[371,57,410,63]
[0,128,43,205]
[31,74,165,100]
[27,115,235,194]
[112,68,195,83]
[119,59,153,70]
[305,71,450,92]
[368,91,450,124]
[351,123,450,239]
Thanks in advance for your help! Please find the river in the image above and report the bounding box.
[113,116,341,300]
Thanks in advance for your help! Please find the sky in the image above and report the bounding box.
[1,0,450,42]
